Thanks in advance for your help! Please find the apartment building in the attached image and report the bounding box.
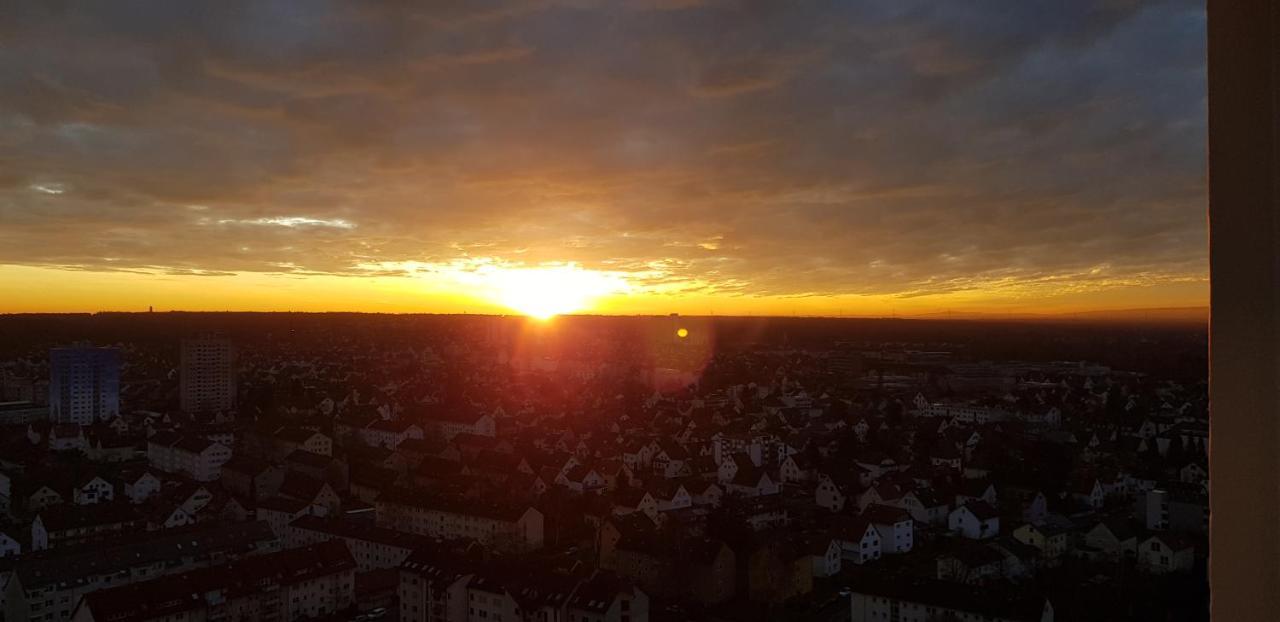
[399,551,649,622]
[376,489,543,553]
[69,540,355,622]
[3,522,279,622]
[146,432,232,481]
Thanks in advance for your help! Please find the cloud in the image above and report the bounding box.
[0,0,1207,307]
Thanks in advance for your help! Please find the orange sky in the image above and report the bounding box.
[0,264,1206,317]
[0,2,1207,316]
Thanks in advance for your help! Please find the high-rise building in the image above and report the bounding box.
[180,336,237,414]
[48,343,120,424]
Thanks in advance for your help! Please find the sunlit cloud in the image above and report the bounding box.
[30,183,66,195]
[215,217,357,230]
[0,0,1207,314]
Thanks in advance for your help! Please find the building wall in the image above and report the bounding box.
[48,346,120,425]
[179,337,237,414]
[377,502,542,553]
[850,593,1045,622]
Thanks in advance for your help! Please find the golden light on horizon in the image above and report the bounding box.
[676,327,689,338]
[478,264,629,319]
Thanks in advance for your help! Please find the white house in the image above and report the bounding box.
[1139,535,1196,574]
[949,501,1000,540]
[71,475,115,505]
[864,504,914,554]
[838,519,882,565]
[123,470,163,504]
[807,537,843,577]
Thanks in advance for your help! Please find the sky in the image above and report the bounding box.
[0,0,1208,317]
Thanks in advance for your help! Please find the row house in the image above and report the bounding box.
[286,515,463,572]
[399,551,650,622]
[71,541,356,622]
[421,408,496,441]
[3,521,279,622]
[849,578,1054,622]
[376,488,544,553]
[359,419,424,450]
[145,432,231,481]
[31,502,145,551]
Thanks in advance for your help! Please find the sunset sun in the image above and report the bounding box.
[484,265,627,319]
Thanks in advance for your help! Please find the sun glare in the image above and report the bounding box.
[484,265,627,319]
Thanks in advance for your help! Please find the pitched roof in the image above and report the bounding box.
[863,503,912,525]
[7,521,277,590]
[79,541,354,622]
[961,500,1000,521]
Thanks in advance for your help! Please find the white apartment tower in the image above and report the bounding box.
[180,336,237,414]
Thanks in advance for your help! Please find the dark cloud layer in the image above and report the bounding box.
[0,0,1206,301]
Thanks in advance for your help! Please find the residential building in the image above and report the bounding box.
[3,521,279,622]
[421,408,495,441]
[849,577,1054,622]
[376,488,543,552]
[286,515,452,572]
[48,344,120,425]
[146,432,232,481]
[179,336,236,414]
[950,501,1001,540]
[1138,534,1197,574]
[69,540,355,622]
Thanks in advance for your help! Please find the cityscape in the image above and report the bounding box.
[0,1,1214,621]
[0,313,1208,621]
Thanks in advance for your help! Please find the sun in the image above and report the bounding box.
[486,264,626,319]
